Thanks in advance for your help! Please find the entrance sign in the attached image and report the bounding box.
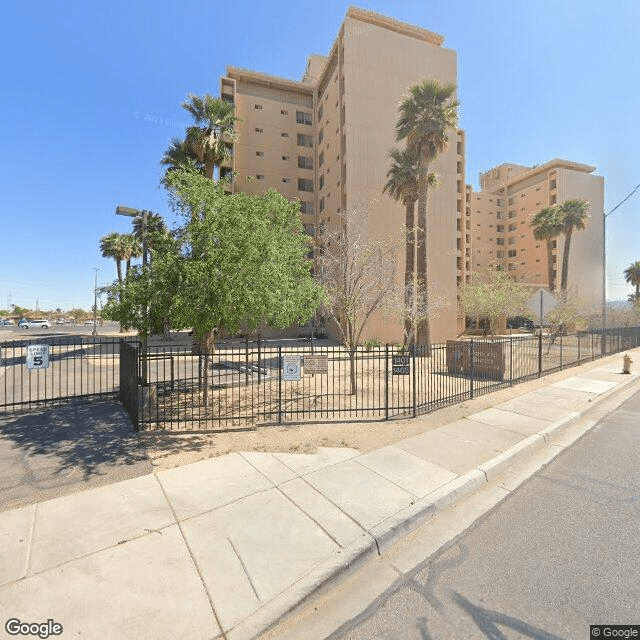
[304,354,328,374]
[392,354,410,375]
[446,340,505,381]
[26,344,50,369]
[282,354,302,381]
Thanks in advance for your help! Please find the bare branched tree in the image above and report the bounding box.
[317,203,397,395]
[384,280,449,349]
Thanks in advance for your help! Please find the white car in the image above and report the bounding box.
[55,319,64,325]
[21,319,51,329]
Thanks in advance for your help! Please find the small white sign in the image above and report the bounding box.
[26,344,50,369]
[282,354,301,381]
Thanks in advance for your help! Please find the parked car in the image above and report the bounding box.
[55,319,64,325]
[18,318,29,328]
[85,319,94,325]
[21,319,51,329]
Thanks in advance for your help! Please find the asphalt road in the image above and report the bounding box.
[334,388,640,640]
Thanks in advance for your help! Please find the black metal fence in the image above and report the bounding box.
[121,326,640,431]
[0,336,123,412]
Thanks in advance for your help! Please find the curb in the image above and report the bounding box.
[247,361,640,640]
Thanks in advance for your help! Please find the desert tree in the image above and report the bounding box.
[317,202,397,394]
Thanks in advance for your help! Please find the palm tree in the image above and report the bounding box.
[132,212,168,260]
[395,80,459,346]
[384,147,438,346]
[558,199,590,299]
[122,234,142,277]
[160,136,203,180]
[624,261,640,301]
[181,93,238,181]
[99,232,127,284]
[530,206,563,292]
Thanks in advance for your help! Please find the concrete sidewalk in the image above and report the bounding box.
[1,350,638,640]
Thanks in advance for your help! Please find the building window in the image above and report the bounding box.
[318,128,324,144]
[496,238,505,245]
[319,151,324,167]
[281,132,289,138]
[256,151,264,157]
[297,155,313,170]
[496,225,504,232]
[300,201,314,214]
[508,223,516,231]
[508,236,516,245]
[497,251,504,259]
[255,104,263,110]
[319,197,325,212]
[508,249,517,258]
[319,174,324,190]
[221,93,234,104]
[282,178,291,184]
[318,105,323,121]
[298,178,313,192]
[297,133,313,148]
[256,174,265,180]
[281,109,288,115]
[303,224,315,236]
[508,210,516,219]
[254,128,263,133]
[282,155,290,161]
[296,110,312,125]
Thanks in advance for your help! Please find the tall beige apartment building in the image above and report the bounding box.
[471,160,604,307]
[219,7,468,344]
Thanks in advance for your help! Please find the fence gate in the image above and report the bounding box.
[0,336,127,412]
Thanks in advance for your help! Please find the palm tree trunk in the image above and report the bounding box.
[546,240,555,292]
[415,169,431,349]
[116,260,123,285]
[204,158,214,181]
[404,199,416,346]
[561,227,573,300]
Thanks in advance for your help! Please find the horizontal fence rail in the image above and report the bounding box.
[120,326,640,432]
[0,336,130,412]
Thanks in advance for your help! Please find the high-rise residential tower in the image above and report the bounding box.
[219,7,467,343]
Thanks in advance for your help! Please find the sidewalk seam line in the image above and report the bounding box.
[227,535,261,603]
[25,502,38,576]
[152,473,227,640]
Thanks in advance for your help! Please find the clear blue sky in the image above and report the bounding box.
[1,0,638,311]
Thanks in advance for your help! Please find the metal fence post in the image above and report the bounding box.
[278,345,282,424]
[412,344,416,418]
[560,335,563,370]
[245,337,249,387]
[538,330,543,377]
[384,344,389,420]
[509,336,513,386]
[257,334,262,384]
[470,339,475,400]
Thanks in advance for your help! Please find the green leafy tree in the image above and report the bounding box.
[623,260,640,302]
[395,80,459,346]
[530,206,563,292]
[107,167,324,406]
[458,268,532,336]
[558,199,590,300]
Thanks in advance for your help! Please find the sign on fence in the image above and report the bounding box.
[282,354,302,381]
[26,344,50,369]
[304,354,328,374]
[392,354,410,375]
[446,340,505,381]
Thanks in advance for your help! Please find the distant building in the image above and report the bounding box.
[471,159,604,307]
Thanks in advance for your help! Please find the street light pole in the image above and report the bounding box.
[601,184,640,356]
[92,267,99,336]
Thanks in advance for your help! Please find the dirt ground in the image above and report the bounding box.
[140,352,630,471]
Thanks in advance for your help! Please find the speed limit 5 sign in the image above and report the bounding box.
[26,344,50,369]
